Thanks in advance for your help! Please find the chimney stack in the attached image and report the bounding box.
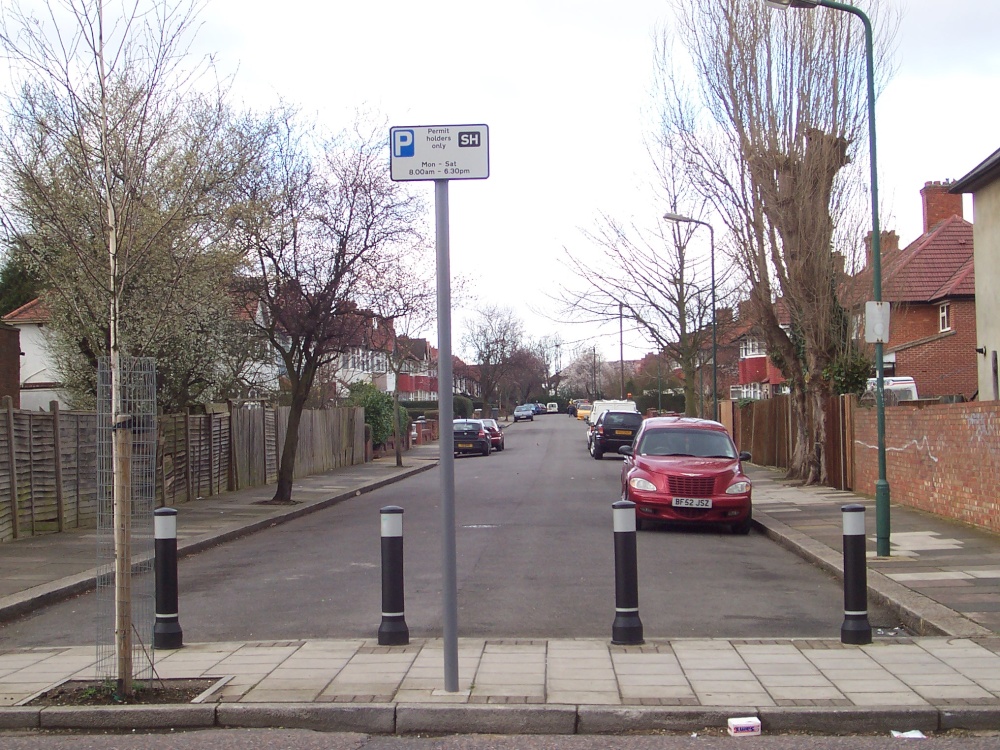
[921,180,963,233]
[864,230,900,269]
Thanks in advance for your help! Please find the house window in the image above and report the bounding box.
[740,338,766,358]
[939,302,951,332]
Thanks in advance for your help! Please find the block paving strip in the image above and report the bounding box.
[4,636,1000,712]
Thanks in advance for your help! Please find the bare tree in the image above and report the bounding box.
[557,213,723,416]
[230,111,422,502]
[0,0,233,695]
[658,0,896,482]
[500,345,547,405]
[462,305,523,412]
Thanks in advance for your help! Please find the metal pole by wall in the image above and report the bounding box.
[378,505,408,646]
[619,303,625,399]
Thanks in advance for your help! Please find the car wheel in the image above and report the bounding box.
[592,443,604,460]
[731,514,753,535]
[498,440,504,451]
[635,515,645,531]
[482,443,490,456]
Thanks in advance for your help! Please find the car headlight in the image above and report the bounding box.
[726,481,751,495]
[629,477,656,492]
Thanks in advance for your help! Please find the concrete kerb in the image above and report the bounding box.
[758,706,939,735]
[216,703,395,734]
[0,460,438,625]
[38,704,217,730]
[751,513,992,638]
[6,704,1000,734]
[576,706,747,734]
[0,706,40,729]
[395,703,578,735]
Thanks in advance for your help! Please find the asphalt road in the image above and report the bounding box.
[0,414,901,646]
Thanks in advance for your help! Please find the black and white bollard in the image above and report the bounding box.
[378,505,409,646]
[611,500,644,645]
[841,504,873,645]
[153,507,183,650]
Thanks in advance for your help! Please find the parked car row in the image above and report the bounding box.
[452,417,506,457]
[574,404,755,536]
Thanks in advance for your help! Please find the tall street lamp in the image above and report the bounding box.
[764,0,891,556]
[663,213,717,421]
[619,302,625,399]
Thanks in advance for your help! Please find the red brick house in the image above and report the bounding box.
[732,301,790,401]
[868,182,978,399]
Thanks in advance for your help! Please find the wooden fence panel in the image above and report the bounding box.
[159,414,188,507]
[0,403,364,542]
[60,413,99,527]
[25,412,58,535]
[264,408,278,485]
[824,395,847,490]
[0,408,11,540]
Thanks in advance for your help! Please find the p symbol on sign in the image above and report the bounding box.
[393,129,415,158]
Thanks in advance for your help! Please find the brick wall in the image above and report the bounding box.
[0,324,20,408]
[889,300,978,398]
[853,400,1000,533]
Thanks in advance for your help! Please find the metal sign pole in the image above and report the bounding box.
[390,124,487,695]
[434,178,459,692]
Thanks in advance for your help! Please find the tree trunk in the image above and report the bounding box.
[682,362,698,417]
[786,384,810,482]
[272,368,315,503]
[393,389,403,468]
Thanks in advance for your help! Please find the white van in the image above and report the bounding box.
[587,399,639,425]
[866,377,918,401]
[546,402,559,414]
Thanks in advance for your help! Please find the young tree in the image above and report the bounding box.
[462,305,523,413]
[0,0,236,695]
[657,0,896,482]
[230,112,422,502]
[366,249,437,467]
[0,2,249,410]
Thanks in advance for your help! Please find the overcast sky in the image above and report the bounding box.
[42,1,1000,367]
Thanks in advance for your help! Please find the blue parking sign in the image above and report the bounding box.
[392,129,415,158]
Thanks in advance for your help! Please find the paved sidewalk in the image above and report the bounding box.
[2,454,1000,735]
[2,637,1000,733]
[747,465,1000,638]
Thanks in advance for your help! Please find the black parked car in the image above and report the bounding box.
[589,410,644,459]
[454,419,491,457]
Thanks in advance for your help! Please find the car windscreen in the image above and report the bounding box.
[636,428,737,459]
[453,421,479,432]
[602,413,643,428]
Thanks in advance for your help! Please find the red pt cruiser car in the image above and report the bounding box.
[619,417,753,534]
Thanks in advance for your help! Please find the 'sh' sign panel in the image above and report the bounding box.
[390,124,489,181]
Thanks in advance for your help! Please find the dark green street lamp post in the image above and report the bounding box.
[663,213,717,422]
[764,0,890,556]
